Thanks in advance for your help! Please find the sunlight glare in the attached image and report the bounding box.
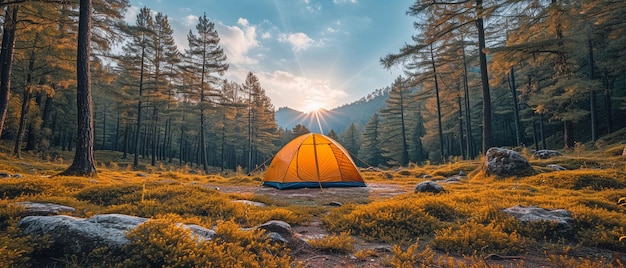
[302,100,325,113]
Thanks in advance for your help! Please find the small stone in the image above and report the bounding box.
[136,173,147,177]
[328,201,343,207]
[546,164,567,171]
[534,150,562,159]
[414,181,444,194]
[0,172,11,178]
[232,200,266,207]
[458,170,466,177]
[12,174,23,178]
[17,202,76,216]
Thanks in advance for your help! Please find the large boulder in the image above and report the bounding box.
[503,205,574,236]
[414,181,444,194]
[484,147,534,177]
[18,214,148,254]
[18,214,216,254]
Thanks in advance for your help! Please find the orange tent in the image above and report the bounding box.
[263,133,366,189]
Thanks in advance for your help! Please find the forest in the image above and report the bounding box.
[0,0,624,173]
[1,1,626,267]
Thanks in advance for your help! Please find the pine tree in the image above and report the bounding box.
[58,0,96,176]
[359,113,384,167]
[0,5,18,139]
[379,77,414,166]
[184,13,228,172]
[341,123,360,157]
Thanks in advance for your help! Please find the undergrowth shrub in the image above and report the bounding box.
[324,199,443,245]
[572,206,626,251]
[524,170,624,190]
[421,199,466,222]
[431,221,523,255]
[306,232,354,253]
[119,214,292,267]
[389,241,435,268]
[0,220,52,267]
[75,184,142,206]
[0,181,47,199]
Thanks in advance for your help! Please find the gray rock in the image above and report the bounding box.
[18,214,148,254]
[484,147,534,177]
[0,172,11,178]
[256,220,293,239]
[328,201,343,207]
[458,170,466,177]
[503,205,574,235]
[18,214,217,255]
[17,202,76,216]
[232,200,266,207]
[414,181,444,194]
[136,173,148,177]
[546,164,567,171]
[183,224,216,242]
[534,150,562,159]
[255,220,299,246]
[444,176,462,184]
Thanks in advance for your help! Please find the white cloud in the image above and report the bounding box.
[261,32,271,39]
[123,6,140,24]
[182,15,198,27]
[215,18,260,65]
[333,0,358,4]
[257,70,347,111]
[278,32,314,51]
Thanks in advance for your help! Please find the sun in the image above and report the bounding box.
[302,100,325,113]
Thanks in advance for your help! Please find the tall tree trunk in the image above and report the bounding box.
[461,40,474,158]
[603,69,612,133]
[114,116,120,151]
[563,120,574,149]
[151,107,158,166]
[430,45,445,163]
[24,92,42,151]
[588,39,597,142]
[0,5,18,138]
[532,120,539,151]
[456,81,465,159]
[509,68,522,146]
[539,113,546,150]
[133,46,146,169]
[476,0,492,154]
[122,124,129,159]
[15,41,38,158]
[59,0,96,176]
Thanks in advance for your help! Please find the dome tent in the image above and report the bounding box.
[263,133,366,190]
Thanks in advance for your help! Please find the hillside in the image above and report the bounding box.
[275,87,389,133]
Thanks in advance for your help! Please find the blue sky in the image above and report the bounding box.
[127,0,415,112]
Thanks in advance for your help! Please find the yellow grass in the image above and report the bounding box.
[1,141,625,266]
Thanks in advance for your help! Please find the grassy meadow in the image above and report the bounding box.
[1,139,626,267]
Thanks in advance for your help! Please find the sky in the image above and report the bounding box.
[127,0,415,112]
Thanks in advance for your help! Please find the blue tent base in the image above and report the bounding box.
[262,181,367,190]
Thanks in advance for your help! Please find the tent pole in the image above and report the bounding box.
[311,134,323,190]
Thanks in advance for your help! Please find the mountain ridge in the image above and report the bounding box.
[275,86,390,134]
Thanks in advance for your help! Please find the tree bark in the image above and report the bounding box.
[58,0,96,177]
[0,5,18,138]
[509,68,522,146]
[430,45,445,163]
[588,39,597,142]
[476,0,492,154]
